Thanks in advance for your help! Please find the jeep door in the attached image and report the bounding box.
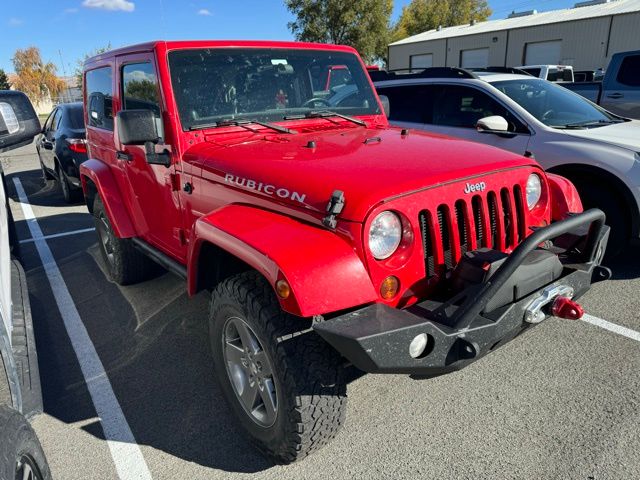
[114,54,187,261]
[379,83,531,155]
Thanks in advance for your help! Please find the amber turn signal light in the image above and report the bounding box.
[380,276,399,300]
[275,279,291,299]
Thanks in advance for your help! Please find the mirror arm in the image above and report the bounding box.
[144,140,171,167]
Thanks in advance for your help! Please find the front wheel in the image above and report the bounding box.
[209,272,347,463]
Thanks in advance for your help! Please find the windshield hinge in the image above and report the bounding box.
[322,190,345,229]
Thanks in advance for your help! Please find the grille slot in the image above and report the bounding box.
[437,205,453,269]
[501,188,514,248]
[455,200,468,256]
[419,210,436,277]
[487,192,499,249]
[472,195,484,247]
[419,185,527,277]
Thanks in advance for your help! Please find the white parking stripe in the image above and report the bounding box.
[582,314,640,342]
[12,178,153,480]
[19,227,96,244]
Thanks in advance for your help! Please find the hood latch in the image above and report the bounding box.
[322,190,345,229]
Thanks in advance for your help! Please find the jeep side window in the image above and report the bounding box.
[376,85,437,124]
[85,66,114,131]
[433,85,527,133]
[122,63,161,114]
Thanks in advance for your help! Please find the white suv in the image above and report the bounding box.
[374,69,640,254]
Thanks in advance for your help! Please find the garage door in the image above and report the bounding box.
[460,48,489,68]
[410,54,433,71]
[525,40,562,65]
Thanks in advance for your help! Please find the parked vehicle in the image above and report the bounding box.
[36,102,87,203]
[563,51,640,119]
[516,64,574,82]
[375,68,639,254]
[80,41,609,463]
[0,90,52,480]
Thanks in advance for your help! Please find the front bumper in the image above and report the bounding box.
[314,209,610,375]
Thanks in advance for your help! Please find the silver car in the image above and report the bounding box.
[375,71,640,254]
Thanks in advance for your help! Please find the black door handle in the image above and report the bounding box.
[606,93,624,99]
[116,151,132,161]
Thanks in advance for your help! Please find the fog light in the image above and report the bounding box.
[275,279,291,299]
[409,333,429,359]
[380,276,399,300]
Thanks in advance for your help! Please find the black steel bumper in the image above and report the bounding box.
[314,209,610,375]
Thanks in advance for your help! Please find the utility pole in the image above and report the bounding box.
[58,49,69,103]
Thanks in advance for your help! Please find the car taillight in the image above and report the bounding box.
[67,138,87,153]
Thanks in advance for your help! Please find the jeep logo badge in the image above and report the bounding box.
[464,181,486,194]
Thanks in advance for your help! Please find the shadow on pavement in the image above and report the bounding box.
[4,168,85,208]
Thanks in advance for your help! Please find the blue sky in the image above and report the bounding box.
[1,0,579,74]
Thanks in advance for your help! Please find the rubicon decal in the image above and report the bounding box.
[464,181,487,194]
[224,174,307,203]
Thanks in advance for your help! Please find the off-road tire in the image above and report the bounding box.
[209,271,347,464]
[93,195,156,285]
[0,406,52,480]
[572,177,628,257]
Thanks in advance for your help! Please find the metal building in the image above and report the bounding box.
[388,0,640,72]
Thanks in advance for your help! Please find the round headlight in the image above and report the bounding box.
[526,174,542,210]
[368,211,402,260]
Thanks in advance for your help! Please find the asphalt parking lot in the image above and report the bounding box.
[2,143,640,480]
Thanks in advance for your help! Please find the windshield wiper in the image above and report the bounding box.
[557,119,624,129]
[284,110,367,127]
[189,119,296,134]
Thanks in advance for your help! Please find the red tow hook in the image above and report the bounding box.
[551,296,584,320]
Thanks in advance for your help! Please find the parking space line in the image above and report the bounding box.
[19,227,96,244]
[12,178,153,480]
[582,314,640,343]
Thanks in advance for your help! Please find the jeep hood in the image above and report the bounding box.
[187,126,536,222]
[559,120,640,151]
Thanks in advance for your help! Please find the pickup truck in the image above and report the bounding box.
[80,40,610,463]
[0,91,52,479]
[563,50,640,119]
[516,64,574,83]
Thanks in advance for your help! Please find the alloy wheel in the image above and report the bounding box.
[222,316,278,427]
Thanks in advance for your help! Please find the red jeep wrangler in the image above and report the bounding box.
[80,41,610,463]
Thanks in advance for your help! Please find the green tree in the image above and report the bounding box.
[286,0,393,63]
[11,47,65,102]
[392,0,491,42]
[0,69,10,90]
[74,44,112,88]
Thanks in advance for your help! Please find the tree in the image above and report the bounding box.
[74,44,112,88]
[11,47,66,102]
[0,69,10,90]
[392,0,491,42]
[286,0,393,63]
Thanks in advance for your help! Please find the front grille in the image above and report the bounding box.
[419,185,526,277]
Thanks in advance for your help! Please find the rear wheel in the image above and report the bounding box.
[209,271,347,463]
[59,167,81,204]
[93,195,156,285]
[0,406,52,480]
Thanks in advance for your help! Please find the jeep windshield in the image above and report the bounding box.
[168,48,380,131]
[492,78,623,129]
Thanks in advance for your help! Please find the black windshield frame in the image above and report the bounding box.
[167,48,380,131]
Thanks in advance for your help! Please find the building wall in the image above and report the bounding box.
[389,11,640,72]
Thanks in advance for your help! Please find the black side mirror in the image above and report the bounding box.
[378,95,390,118]
[117,109,170,167]
[117,109,158,145]
[88,92,105,124]
[0,91,40,153]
